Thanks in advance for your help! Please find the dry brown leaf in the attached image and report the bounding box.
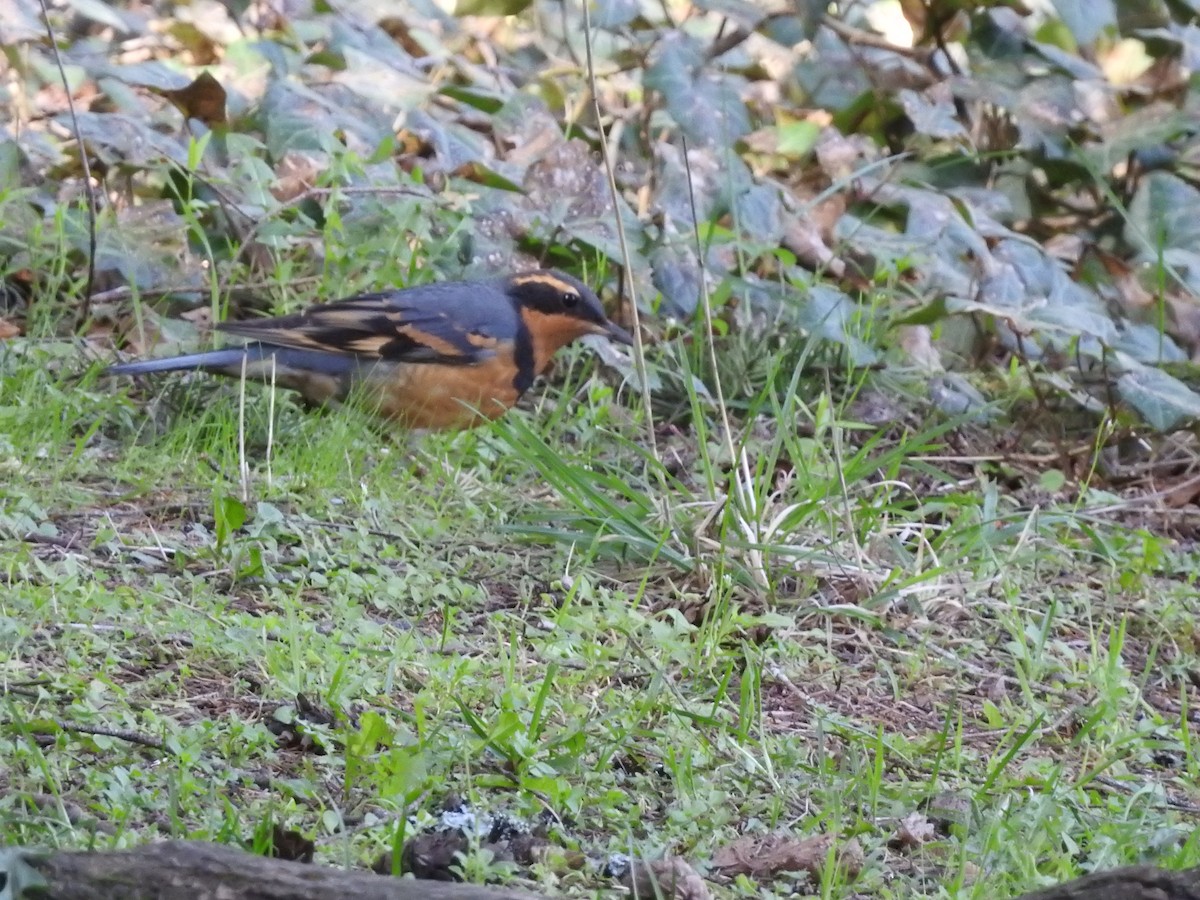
[180,306,214,330]
[271,153,325,203]
[1167,295,1200,358]
[0,316,21,340]
[711,832,863,881]
[622,856,712,900]
[1163,474,1200,509]
[814,130,877,183]
[1093,249,1156,314]
[807,194,848,244]
[980,674,1009,703]
[158,71,228,126]
[1131,54,1189,98]
[782,218,842,277]
[503,124,562,168]
[741,127,783,157]
[1044,232,1084,265]
[897,324,942,372]
[891,811,936,850]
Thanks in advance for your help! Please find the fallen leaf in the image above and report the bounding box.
[622,856,712,900]
[782,217,841,277]
[890,811,936,850]
[271,152,324,203]
[897,324,942,372]
[158,71,228,126]
[711,832,863,881]
[181,305,214,331]
[1163,474,1200,509]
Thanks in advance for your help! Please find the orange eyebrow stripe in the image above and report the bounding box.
[510,273,579,295]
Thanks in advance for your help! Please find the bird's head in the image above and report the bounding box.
[506,270,633,368]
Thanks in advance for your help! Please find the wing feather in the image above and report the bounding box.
[217,282,518,366]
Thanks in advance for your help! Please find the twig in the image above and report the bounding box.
[40,719,168,752]
[1085,473,1200,513]
[704,11,808,61]
[1,685,44,700]
[766,664,811,713]
[20,531,81,551]
[1090,774,1200,817]
[307,519,412,542]
[820,14,935,62]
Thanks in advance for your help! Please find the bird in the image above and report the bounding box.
[104,269,633,430]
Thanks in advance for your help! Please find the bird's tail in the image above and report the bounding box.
[103,344,363,394]
[104,347,259,377]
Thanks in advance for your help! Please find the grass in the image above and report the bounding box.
[3,238,1200,898]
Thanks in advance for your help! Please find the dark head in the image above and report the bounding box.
[506,270,633,365]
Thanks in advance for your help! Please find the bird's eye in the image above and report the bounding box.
[562,291,579,308]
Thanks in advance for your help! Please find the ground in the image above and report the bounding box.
[4,351,1199,897]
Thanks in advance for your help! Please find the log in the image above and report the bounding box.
[7,839,1198,899]
[1012,864,1200,900]
[4,839,542,900]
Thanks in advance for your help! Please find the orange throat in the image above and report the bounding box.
[520,308,598,373]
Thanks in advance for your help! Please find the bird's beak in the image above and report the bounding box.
[602,320,634,346]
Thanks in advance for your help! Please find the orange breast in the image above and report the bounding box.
[361,353,522,430]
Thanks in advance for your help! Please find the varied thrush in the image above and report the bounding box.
[105,269,633,430]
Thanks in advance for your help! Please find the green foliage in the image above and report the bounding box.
[3,0,1200,897]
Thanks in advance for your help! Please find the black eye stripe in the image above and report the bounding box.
[562,291,579,307]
